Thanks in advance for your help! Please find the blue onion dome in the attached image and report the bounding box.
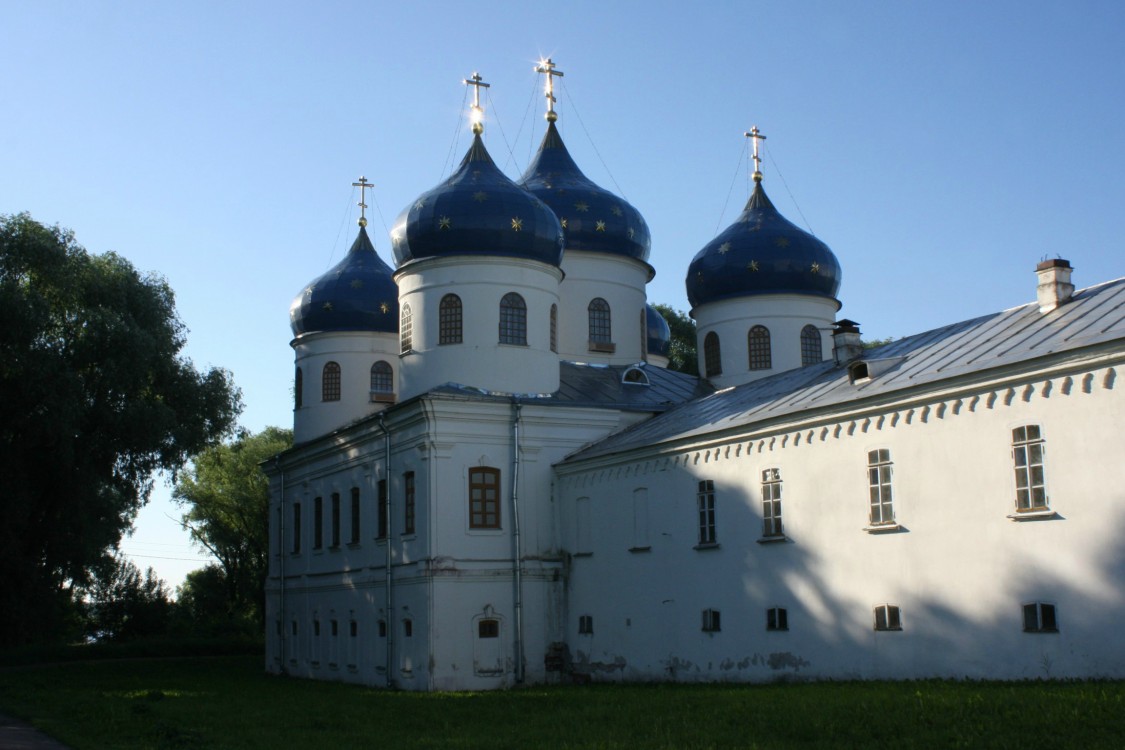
[518,122,651,261]
[289,225,399,336]
[391,134,564,268]
[685,180,842,308]
[646,304,671,358]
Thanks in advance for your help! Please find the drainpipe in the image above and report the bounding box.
[379,411,394,689]
[275,457,286,674]
[510,399,525,684]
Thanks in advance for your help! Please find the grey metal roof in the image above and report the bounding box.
[430,361,713,411]
[564,277,1125,463]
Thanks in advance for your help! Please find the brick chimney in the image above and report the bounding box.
[832,319,863,365]
[1036,259,1074,313]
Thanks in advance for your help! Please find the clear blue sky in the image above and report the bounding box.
[4,1,1123,589]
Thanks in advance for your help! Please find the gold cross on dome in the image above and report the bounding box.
[463,72,491,134]
[535,58,565,122]
[352,176,373,227]
[744,126,767,182]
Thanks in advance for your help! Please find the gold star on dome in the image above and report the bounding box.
[322,302,334,311]
[380,302,390,314]
[439,216,451,230]
[810,262,820,273]
[350,279,364,289]
[472,170,481,180]
[575,201,589,212]
[561,218,568,228]
[414,199,425,210]
[611,206,623,217]
[747,260,760,272]
[511,217,523,231]
[473,191,488,203]
[718,242,731,254]
[304,286,314,297]
[595,220,606,232]
[775,237,790,248]
[627,227,635,239]
[749,221,762,232]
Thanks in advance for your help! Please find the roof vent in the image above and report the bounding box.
[1036,259,1074,313]
[832,319,863,365]
[622,366,650,386]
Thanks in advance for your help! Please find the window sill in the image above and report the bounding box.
[498,342,528,348]
[346,541,361,549]
[693,542,720,551]
[572,551,593,558]
[874,627,903,632]
[374,537,388,544]
[628,545,652,553]
[1023,629,1059,634]
[1007,509,1058,521]
[863,523,905,534]
[756,535,790,545]
[401,533,416,541]
[588,341,617,354]
[370,392,396,404]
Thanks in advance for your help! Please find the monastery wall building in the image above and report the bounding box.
[265,64,1125,690]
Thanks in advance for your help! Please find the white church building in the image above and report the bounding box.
[264,66,1125,690]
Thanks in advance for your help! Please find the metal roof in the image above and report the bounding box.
[564,276,1125,463]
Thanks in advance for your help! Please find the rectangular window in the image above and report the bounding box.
[292,502,302,553]
[767,607,788,631]
[350,487,360,544]
[404,472,416,535]
[874,604,902,631]
[867,449,894,525]
[478,619,500,638]
[697,480,716,544]
[1013,425,1048,511]
[291,620,298,636]
[701,608,721,633]
[1023,602,1058,633]
[378,620,387,638]
[761,469,783,538]
[313,496,323,549]
[331,619,339,637]
[330,492,341,547]
[350,620,358,637]
[578,615,594,635]
[377,479,387,539]
[403,620,413,638]
[632,488,650,549]
[469,467,501,529]
[313,619,321,637]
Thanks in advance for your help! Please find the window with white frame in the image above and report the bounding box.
[766,607,788,631]
[1012,425,1048,512]
[499,293,527,346]
[761,468,783,538]
[867,449,895,525]
[748,325,771,370]
[697,480,716,545]
[874,604,902,631]
[701,608,721,632]
[588,298,612,345]
[469,467,501,529]
[322,362,341,402]
[800,325,822,366]
[1023,602,1058,633]
[400,303,413,354]
[439,293,463,345]
[370,360,393,394]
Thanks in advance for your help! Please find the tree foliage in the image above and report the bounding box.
[174,427,292,627]
[652,304,698,376]
[0,213,242,644]
[83,554,172,642]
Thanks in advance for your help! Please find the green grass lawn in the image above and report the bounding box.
[1,656,1123,749]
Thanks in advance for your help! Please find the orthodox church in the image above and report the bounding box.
[265,63,1125,690]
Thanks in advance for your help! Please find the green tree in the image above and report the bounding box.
[652,304,698,376]
[0,213,242,644]
[83,554,172,642]
[174,427,292,627]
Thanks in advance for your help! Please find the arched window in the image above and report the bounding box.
[400,303,413,354]
[748,325,772,370]
[499,293,527,345]
[549,304,558,353]
[439,294,462,345]
[294,367,303,409]
[800,325,822,366]
[322,362,341,402]
[370,360,393,393]
[703,332,722,377]
[588,298,611,344]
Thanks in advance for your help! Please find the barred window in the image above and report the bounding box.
[400,303,413,354]
[697,480,716,545]
[761,468,783,538]
[349,487,360,544]
[469,467,501,529]
[313,496,323,549]
[479,619,500,638]
[439,294,463,345]
[499,293,527,345]
[588,298,612,343]
[403,471,415,535]
[867,449,895,525]
[748,325,772,370]
[376,479,387,540]
[1012,425,1048,512]
[549,304,558,353]
[294,367,303,409]
[800,325,822,366]
[704,332,722,377]
[370,361,393,393]
[322,362,341,402]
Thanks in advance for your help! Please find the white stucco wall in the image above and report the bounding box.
[557,251,653,365]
